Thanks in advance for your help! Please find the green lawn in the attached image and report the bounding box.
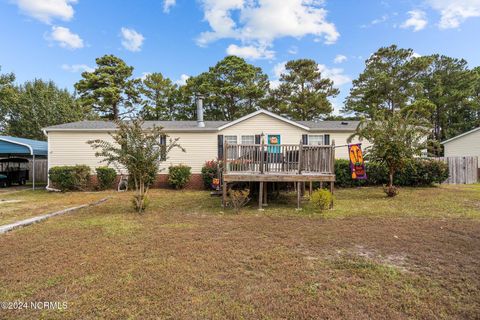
[0,185,479,319]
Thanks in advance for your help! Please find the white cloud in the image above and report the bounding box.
[226,44,274,59]
[426,0,480,29]
[269,61,350,89]
[139,72,152,80]
[401,10,428,31]
[48,26,84,49]
[329,97,343,115]
[175,74,190,85]
[412,52,422,58]
[163,0,176,13]
[197,0,339,59]
[371,14,388,25]
[317,64,351,87]
[268,61,286,89]
[288,46,298,55]
[120,27,145,52]
[13,0,77,24]
[333,54,347,64]
[273,61,287,78]
[61,64,93,72]
[268,80,279,89]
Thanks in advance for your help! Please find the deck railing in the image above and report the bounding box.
[223,141,335,175]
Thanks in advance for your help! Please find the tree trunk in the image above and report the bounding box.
[389,167,394,188]
[113,102,119,120]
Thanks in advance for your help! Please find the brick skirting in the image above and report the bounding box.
[152,173,204,189]
[89,174,205,190]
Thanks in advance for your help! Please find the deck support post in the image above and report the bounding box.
[298,139,303,175]
[222,182,227,208]
[309,181,313,196]
[296,181,302,210]
[263,182,267,206]
[260,136,265,174]
[222,140,227,209]
[258,181,264,210]
[329,181,334,209]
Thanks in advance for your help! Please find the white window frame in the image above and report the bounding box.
[225,135,238,159]
[241,135,255,145]
[308,134,325,145]
[224,135,238,145]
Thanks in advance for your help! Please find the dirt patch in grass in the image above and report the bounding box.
[0,187,479,319]
[0,190,116,225]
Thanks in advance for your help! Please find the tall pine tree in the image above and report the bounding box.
[75,55,140,120]
[265,59,339,121]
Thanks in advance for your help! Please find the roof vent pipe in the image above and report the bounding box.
[196,95,205,128]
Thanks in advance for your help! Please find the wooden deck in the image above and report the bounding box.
[223,172,335,182]
[222,140,336,209]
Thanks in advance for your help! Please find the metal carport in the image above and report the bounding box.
[0,136,48,189]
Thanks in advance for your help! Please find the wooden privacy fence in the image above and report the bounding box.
[433,156,478,184]
[224,142,335,175]
[28,158,48,183]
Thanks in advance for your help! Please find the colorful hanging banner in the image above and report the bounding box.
[348,144,367,180]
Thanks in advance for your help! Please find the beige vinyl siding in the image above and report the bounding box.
[324,132,372,159]
[220,113,308,144]
[48,131,115,170]
[443,129,480,168]
[160,132,217,173]
[48,131,218,174]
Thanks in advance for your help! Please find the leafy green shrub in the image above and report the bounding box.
[95,166,117,190]
[49,165,91,191]
[334,159,354,188]
[334,158,448,188]
[365,162,389,185]
[310,189,333,211]
[394,159,449,186]
[425,159,449,183]
[168,164,192,189]
[201,160,222,189]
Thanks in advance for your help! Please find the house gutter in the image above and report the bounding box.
[42,129,60,192]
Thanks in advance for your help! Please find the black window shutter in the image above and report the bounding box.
[255,134,261,144]
[217,135,224,160]
[324,134,330,145]
[302,134,308,145]
[160,135,167,161]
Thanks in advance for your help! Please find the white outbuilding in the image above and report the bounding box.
[441,127,479,183]
[441,127,480,167]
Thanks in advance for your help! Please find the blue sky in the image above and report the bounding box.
[1,0,480,114]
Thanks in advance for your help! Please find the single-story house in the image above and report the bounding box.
[43,109,369,188]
